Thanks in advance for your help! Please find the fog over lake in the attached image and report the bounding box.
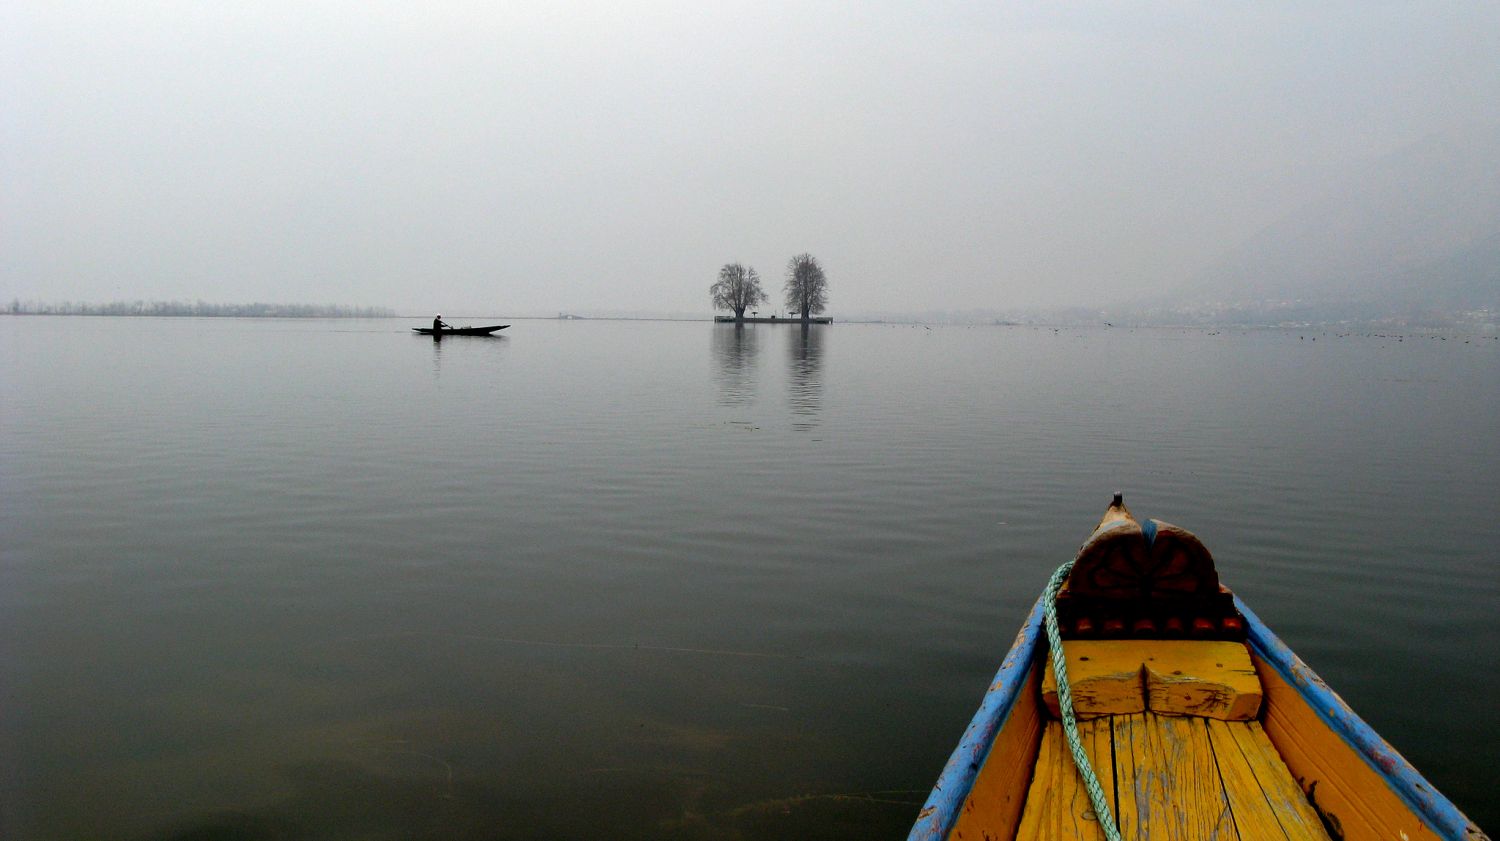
[2,316,1496,839]
[7,3,1498,835]
[5,4,1499,319]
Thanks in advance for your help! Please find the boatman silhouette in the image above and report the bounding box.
[433,313,449,332]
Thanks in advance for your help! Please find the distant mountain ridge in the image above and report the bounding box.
[1185,125,1500,311]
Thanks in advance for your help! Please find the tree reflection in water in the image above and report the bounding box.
[788,324,824,431]
[711,322,825,430]
[711,323,760,406]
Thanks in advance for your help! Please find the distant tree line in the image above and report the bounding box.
[711,253,829,321]
[5,299,394,318]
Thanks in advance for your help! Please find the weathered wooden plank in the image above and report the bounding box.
[1015,719,1114,841]
[1207,718,1330,841]
[1112,713,1238,840]
[1237,595,1486,840]
[1042,640,1260,720]
[1111,714,1143,838]
[1253,656,1446,841]
[1041,641,1146,720]
[950,665,1044,841]
[1143,640,1261,720]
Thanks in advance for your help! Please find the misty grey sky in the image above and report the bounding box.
[5,2,1498,316]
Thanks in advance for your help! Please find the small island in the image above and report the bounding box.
[711,253,831,324]
[713,314,833,324]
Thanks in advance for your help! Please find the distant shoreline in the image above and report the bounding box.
[5,302,393,318]
[5,308,1495,335]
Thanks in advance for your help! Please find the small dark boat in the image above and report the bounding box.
[412,325,509,336]
[909,494,1487,841]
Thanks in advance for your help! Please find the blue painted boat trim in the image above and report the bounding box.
[907,595,1046,841]
[1235,595,1484,841]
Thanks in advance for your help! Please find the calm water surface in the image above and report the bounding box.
[2,316,1496,839]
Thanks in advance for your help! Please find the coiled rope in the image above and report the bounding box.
[1042,560,1123,841]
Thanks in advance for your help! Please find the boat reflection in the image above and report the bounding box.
[427,330,506,379]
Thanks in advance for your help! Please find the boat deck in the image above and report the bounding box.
[913,496,1487,841]
[1017,712,1331,841]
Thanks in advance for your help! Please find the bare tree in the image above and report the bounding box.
[710,263,767,321]
[784,253,828,321]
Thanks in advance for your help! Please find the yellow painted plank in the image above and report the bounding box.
[951,665,1044,841]
[1112,713,1238,840]
[1253,657,1443,841]
[1042,641,1261,720]
[1015,719,1114,841]
[1143,641,1261,720]
[1041,641,1146,720]
[1111,714,1143,837]
[1207,718,1330,841]
[1082,716,1116,831]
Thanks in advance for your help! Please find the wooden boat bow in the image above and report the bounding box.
[908,495,1490,841]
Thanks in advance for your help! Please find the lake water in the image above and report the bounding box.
[2,315,1496,839]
